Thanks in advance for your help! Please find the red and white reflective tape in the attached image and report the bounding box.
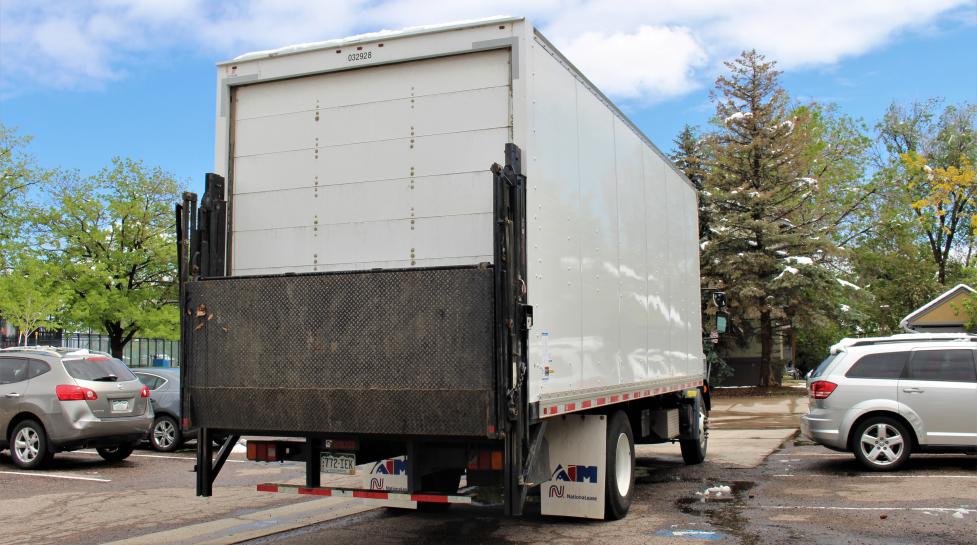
[257,483,472,505]
[540,380,704,418]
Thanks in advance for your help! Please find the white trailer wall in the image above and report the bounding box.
[526,34,703,404]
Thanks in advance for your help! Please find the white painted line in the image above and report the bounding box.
[760,505,976,513]
[0,470,111,482]
[773,452,967,457]
[773,473,977,479]
[73,450,248,463]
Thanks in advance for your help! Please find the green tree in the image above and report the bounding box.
[37,158,181,357]
[700,51,869,386]
[0,256,66,345]
[875,100,977,284]
[671,124,711,237]
[848,220,940,335]
[0,124,46,266]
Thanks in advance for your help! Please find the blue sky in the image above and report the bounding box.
[1,1,975,195]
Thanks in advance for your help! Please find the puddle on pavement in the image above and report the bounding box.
[653,528,727,540]
[671,481,761,544]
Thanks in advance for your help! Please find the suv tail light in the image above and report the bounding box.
[56,384,97,401]
[810,380,837,399]
[140,385,151,398]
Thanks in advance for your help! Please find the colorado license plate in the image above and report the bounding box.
[320,452,355,475]
[111,399,130,412]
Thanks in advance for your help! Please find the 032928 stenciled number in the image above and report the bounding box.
[347,51,372,62]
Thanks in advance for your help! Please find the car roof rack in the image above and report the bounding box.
[0,346,113,358]
[831,332,977,353]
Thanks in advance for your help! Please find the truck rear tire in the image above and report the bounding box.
[604,411,634,520]
[680,394,708,465]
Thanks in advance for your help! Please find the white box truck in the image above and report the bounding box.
[178,16,714,521]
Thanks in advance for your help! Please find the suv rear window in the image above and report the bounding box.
[908,350,977,382]
[810,353,839,379]
[62,357,138,382]
[845,352,910,379]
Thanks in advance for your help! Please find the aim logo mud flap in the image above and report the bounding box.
[365,456,408,492]
[540,414,607,519]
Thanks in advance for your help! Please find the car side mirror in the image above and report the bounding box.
[715,313,728,334]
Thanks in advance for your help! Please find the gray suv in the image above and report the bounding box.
[0,347,154,469]
[801,333,977,470]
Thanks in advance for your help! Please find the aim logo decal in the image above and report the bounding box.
[550,464,598,483]
[370,458,408,476]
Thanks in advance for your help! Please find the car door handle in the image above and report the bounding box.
[4,393,20,398]
[902,387,924,393]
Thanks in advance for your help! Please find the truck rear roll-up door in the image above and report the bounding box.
[185,266,496,437]
[229,49,512,275]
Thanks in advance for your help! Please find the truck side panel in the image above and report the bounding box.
[527,35,704,406]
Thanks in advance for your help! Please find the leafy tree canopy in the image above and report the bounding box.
[36,158,182,356]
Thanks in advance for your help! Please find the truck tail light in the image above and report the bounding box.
[810,380,837,399]
[247,441,279,462]
[140,385,151,398]
[56,384,97,401]
[467,448,504,471]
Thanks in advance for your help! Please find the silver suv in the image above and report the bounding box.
[0,347,154,469]
[801,333,977,470]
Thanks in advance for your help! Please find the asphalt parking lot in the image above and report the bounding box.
[242,442,976,545]
[1,395,974,545]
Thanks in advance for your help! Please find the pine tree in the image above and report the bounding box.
[701,50,838,386]
[671,124,711,238]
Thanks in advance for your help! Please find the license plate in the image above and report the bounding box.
[320,452,355,475]
[111,399,130,412]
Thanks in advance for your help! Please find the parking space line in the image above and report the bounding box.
[0,470,111,482]
[772,452,967,457]
[72,450,249,463]
[773,473,977,479]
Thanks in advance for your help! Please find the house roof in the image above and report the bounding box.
[899,283,976,331]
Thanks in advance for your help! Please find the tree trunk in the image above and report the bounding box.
[110,334,126,359]
[759,308,773,387]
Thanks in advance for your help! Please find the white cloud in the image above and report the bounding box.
[558,26,708,101]
[0,0,972,100]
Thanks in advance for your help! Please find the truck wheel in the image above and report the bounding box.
[680,394,708,465]
[605,411,634,520]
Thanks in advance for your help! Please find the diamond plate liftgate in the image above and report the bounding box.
[184,266,497,437]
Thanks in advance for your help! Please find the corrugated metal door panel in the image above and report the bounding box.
[233,172,492,234]
[412,213,493,262]
[232,127,506,195]
[229,51,510,275]
[234,86,510,157]
[234,49,511,120]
